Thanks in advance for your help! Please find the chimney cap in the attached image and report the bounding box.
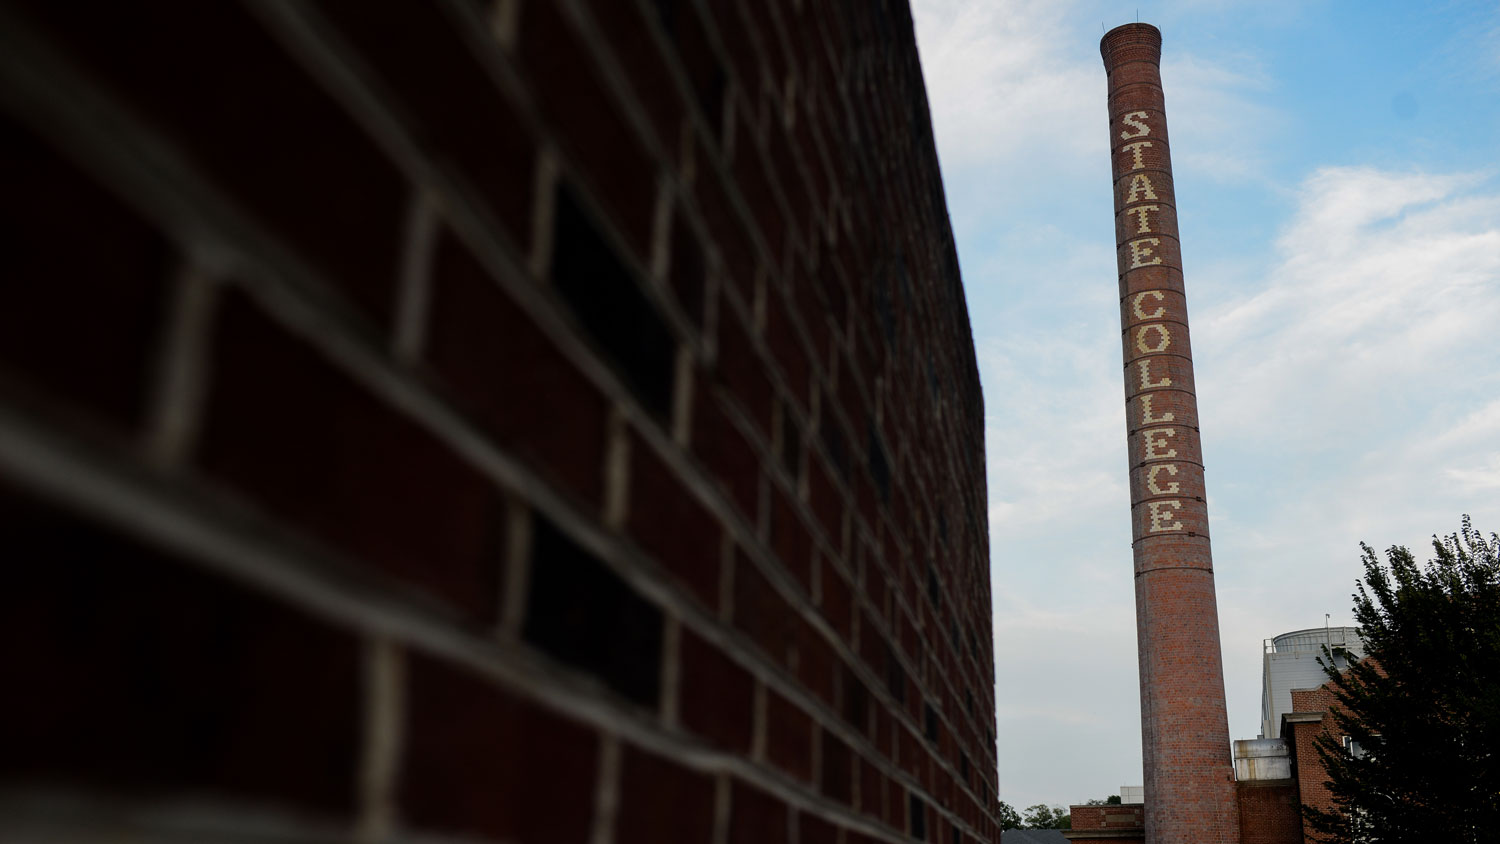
[1100,22,1162,70]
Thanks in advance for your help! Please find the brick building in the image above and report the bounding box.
[1063,653,1362,844]
[0,2,998,843]
[1065,674,1354,844]
[1281,680,1349,842]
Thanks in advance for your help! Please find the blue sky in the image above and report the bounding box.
[912,0,1500,812]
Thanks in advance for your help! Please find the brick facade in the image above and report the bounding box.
[1099,23,1239,844]
[0,2,995,843]
[1235,781,1302,844]
[1285,685,1343,842]
[1067,803,1146,844]
[1070,804,1146,832]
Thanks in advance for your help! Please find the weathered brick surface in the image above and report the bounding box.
[0,1,994,842]
[1101,23,1239,844]
[1286,684,1342,842]
[1071,804,1146,831]
[1066,802,1146,844]
[1236,781,1303,844]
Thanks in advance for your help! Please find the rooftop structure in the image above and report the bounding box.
[1260,626,1365,739]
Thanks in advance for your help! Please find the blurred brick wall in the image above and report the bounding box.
[0,1,994,843]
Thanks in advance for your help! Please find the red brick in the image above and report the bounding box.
[694,161,756,297]
[765,689,813,783]
[820,560,852,639]
[900,727,922,779]
[199,290,503,620]
[518,1,655,259]
[0,483,360,814]
[800,810,838,844]
[678,627,755,754]
[769,486,813,590]
[875,707,895,761]
[15,0,407,328]
[795,617,835,705]
[767,119,813,240]
[867,566,889,620]
[313,0,535,247]
[424,228,607,510]
[580,0,685,161]
[732,140,785,264]
[627,430,722,607]
[690,2,739,81]
[739,1,790,96]
[840,660,871,734]
[1236,782,1301,844]
[859,754,885,819]
[669,206,709,330]
[858,608,884,676]
[733,554,796,667]
[691,384,761,523]
[717,305,774,440]
[615,745,716,844]
[819,249,851,331]
[766,286,813,411]
[729,780,788,844]
[401,653,598,843]
[807,453,844,547]
[792,99,831,206]
[654,0,728,143]
[820,728,853,805]
[793,263,834,369]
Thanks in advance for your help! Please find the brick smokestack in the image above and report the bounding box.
[1100,23,1240,844]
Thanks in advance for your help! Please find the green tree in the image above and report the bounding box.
[1306,517,1500,843]
[1083,795,1122,805]
[997,801,1023,830]
[1022,804,1071,829]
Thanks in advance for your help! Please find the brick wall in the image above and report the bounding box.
[1070,803,1146,830]
[1286,685,1343,842]
[0,0,994,842]
[1066,805,1145,844]
[1236,781,1302,844]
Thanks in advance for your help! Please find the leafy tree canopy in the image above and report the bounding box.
[1022,804,1071,829]
[1307,516,1500,843]
[997,801,1023,830]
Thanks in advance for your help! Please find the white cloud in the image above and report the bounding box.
[913,0,1102,171]
[914,0,1283,188]
[1160,53,1282,182]
[1195,166,1500,737]
[1199,167,1500,452]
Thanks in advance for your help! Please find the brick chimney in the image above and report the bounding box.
[1100,22,1240,844]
